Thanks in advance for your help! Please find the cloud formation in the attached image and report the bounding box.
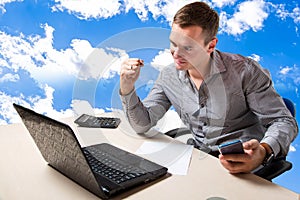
[1,0,298,36]
[274,3,300,24]
[48,0,300,36]
[0,23,128,124]
[151,49,173,71]
[0,23,127,82]
[0,0,299,126]
[0,73,19,82]
[219,0,268,35]
[0,84,73,125]
[211,0,237,8]
[51,0,122,20]
[0,0,22,13]
[278,65,300,84]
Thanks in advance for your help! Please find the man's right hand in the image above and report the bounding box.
[120,58,144,95]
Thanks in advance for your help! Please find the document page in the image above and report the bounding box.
[136,140,193,175]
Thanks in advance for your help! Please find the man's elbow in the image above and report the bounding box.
[130,124,151,134]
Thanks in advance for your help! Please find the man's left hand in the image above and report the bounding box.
[219,139,266,173]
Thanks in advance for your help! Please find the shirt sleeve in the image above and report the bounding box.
[243,59,298,157]
[119,71,172,134]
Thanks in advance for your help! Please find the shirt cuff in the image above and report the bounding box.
[260,136,281,157]
[119,89,140,109]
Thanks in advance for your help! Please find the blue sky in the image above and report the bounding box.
[0,0,299,194]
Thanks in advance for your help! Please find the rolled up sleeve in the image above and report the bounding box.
[244,59,298,156]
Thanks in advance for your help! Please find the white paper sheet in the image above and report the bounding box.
[136,140,193,175]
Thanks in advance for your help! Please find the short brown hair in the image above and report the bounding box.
[173,2,219,45]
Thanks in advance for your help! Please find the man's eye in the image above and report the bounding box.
[170,42,177,48]
[184,46,192,51]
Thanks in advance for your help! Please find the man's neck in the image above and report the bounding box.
[187,58,211,89]
[187,69,204,90]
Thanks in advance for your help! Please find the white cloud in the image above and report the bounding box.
[292,7,300,23]
[123,0,149,21]
[27,24,83,82]
[49,0,300,37]
[279,66,293,75]
[0,91,27,125]
[0,24,77,81]
[64,99,107,119]
[49,0,300,39]
[52,0,193,25]
[150,49,173,71]
[0,73,19,82]
[289,144,296,152]
[78,47,128,80]
[0,84,73,125]
[0,0,22,13]
[248,54,261,62]
[0,23,128,124]
[219,0,269,35]
[51,0,122,20]
[274,4,300,24]
[30,84,74,120]
[274,4,290,20]
[211,0,237,8]
[278,65,300,85]
[0,23,126,83]
[123,0,193,24]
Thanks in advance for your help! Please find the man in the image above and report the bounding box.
[119,2,298,174]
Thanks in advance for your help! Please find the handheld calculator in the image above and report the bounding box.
[74,114,121,128]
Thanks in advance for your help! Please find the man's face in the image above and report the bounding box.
[169,23,213,72]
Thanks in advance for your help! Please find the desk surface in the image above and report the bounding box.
[0,113,299,200]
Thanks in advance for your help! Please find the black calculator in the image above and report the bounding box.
[74,114,121,128]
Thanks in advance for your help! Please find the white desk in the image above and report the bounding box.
[0,113,299,200]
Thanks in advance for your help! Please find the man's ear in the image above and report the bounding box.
[207,37,218,53]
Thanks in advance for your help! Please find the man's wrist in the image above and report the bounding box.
[261,143,273,155]
[260,143,274,166]
[119,87,134,96]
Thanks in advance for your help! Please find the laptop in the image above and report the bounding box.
[13,103,168,199]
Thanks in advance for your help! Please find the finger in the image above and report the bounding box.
[243,139,259,150]
[128,58,144,67]
[128,63,144,71]
[122,69,137,78]
[121,58,139,68]
[219,155,248,173]
[221,153,250,163]
[120,65,132,75]
[121,64,139,73]
[129,65,137,70]
[138,59,144,66]
[120,58,143,82]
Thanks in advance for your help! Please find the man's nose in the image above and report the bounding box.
[171,47,183,57]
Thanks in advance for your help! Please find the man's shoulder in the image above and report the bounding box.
[216,50,270,80]
[216,50,249,62]
[215,50,263,72]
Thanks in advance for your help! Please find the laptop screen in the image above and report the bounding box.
[13,104,104,198]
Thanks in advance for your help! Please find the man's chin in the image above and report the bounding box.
[175,64,187,70]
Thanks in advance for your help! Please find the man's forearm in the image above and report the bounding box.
[120,90,152,133]
[262,118,298,157]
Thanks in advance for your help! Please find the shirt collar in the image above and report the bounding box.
[178,69,189,82]
[209,49,227,76]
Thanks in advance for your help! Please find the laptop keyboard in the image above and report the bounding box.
[83,148,147,184]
